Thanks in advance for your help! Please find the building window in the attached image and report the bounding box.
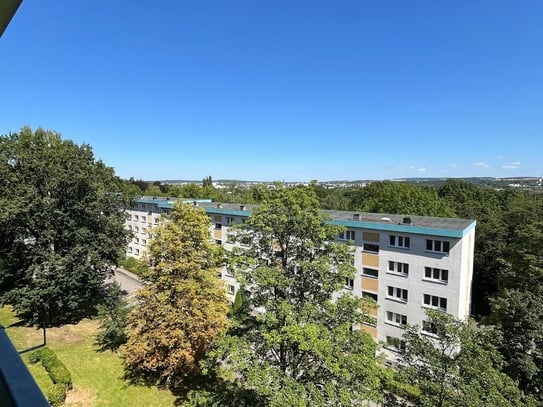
[215,239,222,245]
[141,227,146,233]
[389,235,410,249]
[388,261,409,276]
[423,294,447,311]
[141,216,146,223]
[362,267,379,278]
[338,230,356,240]
[215,223,222,229]
[422,320,439,336]
[363,243,379,253]
[135,248,140,255]
[226,216,235,225]
[154,218,159,224]
[134,226,139,232]
[134,238,139,244]
[228,285,235,295]
[134,215,139,221]
[387,286,408,302]
[425,239,450,254]
[126,214,132,221]
[424,267,449,283]
[127,246,132,253]
[362,291,378,302]
[142,239,147,245]
[386,311,407,327]
[385,336,406,352]
[345,277,354,290]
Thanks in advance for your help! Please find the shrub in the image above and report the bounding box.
[29,347,72,405]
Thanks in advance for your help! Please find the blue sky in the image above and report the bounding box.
[1,1,542,181]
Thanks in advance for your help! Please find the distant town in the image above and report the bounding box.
[154,176,543,192]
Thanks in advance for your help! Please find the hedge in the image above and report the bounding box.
[29,347,72,406]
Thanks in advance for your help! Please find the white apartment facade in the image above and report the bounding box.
[124,197,476,356]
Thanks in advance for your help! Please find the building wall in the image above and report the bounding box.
[123,199,476,354]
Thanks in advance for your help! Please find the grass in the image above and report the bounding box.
[0,306,178,406]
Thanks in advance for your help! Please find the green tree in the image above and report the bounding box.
[348,181,455,217]
[95,282,131,352]
[122,202,229,389]
[206,186,381,406]
[0,127,130,325]
[399,310,529,407]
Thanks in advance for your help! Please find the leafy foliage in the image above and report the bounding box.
[122,202,229,389]
[29,346,72,406]
[205,186,381,406]
[95,282,131,352]
[398,310,530,407]
[0,127,130,325]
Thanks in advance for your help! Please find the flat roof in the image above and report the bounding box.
[133,198,476,237]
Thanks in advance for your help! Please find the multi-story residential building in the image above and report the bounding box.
[124,197,476,360]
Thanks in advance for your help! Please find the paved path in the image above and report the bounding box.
[112,267,143,297]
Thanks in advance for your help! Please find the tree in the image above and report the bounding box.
[0,127,130,325]
[347,181,455,217]
[206,186,381,406]
[399,310,529,407]
[95,282,131,352]
[122,202,229,389]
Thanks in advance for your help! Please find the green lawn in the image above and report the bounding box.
[0,306,178,406]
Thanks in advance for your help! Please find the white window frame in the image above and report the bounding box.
[345,277,354,290]
[386,311,407,327]
[424,267,449,283]
[388,261,409,277]
[389,235,410,249]
[362,267,378,278]
[423,294,447,311]
[385,336,406,352]
[387,286,408,303]
[425,239,450,254]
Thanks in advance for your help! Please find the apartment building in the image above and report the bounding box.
[124,197,476,356]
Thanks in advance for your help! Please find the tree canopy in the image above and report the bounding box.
[122,202,229,389]
[0,127,130,324]
[201,186,381,406]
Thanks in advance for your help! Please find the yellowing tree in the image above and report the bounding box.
[122,202,229,388]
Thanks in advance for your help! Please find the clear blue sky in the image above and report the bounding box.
[1,1,542,182]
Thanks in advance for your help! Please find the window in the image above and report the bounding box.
[126,214,132,221]
[362,267,379,278]
[362,291,378,302]
[228,285,235,295]
[154,218,159,224]
[389,235,410,249]
[141,216,146,223]
[363,243,379,253]
[388,261,409,276]
[386,311,407,327]
[134,215,139,221]
[345,277,354,290]
[142,239,147,245]
[426,239,450,254]
[226,216,235,225]
[215,239,222,245]
[134,237,139,244]
[215,223,222,229]
[424,267,449,283]
[387,286,408,302]
[385,336,406,352]
[135,248,140,255]
[338,230,356,240]
[423,294,447,311]
[127,246,132,253]
[141,227,146,233]
[422,320,439,335]
[134,226,139,232]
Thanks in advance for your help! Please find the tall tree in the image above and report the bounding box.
[0,127,130,324]
[206,186,381,406]
[399,310,529,407]
[348,181,456,217]
[122,202,229,389]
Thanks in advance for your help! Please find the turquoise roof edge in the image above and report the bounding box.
[329,219,477,238]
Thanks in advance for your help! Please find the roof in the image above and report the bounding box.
[132,197,476,238]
